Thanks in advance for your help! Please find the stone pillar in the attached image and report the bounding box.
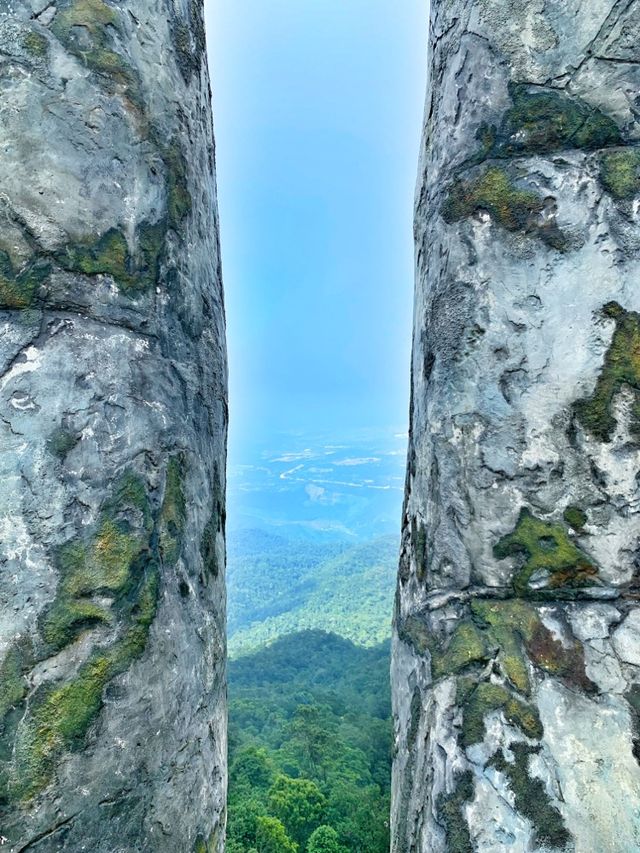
[0,2,226,850]
[393,1,640,850]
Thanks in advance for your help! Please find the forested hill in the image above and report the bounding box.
[227,532,398,656]
[227,631,392,853]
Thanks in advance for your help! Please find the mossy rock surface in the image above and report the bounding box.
[52,0,119,31]
[42,599,112,651]
[172,1,207,82]
[467,85,621,165]
[11,570,158,801]
[563,505,587,531]
[56,223,165,295]
[494,508,598,597]
[0,470,164,803]
[0,642,33,721]
[498,85,621,157]
[459,680,543,747]
[22,30,49,58]
[58,518,143,598]
[39,471,154,653]
[431,621,488,679]
[574,302,640,442]
[442,168,567,249]
[471,599,594,694]
[200,514,219,578]
[0,250,50,309]
[442,86,623,253]
[398,614,488,680]
[165,143,192,227]
[600,149,640,200]
[47,427,78,460]
[436,770,474,853]
[490,744,571,849]
[159,455,187,567]
[51,0,142,104]
[411,518,428,582]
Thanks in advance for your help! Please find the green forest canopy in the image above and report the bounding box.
[227,631,392,853]
[227,533,397,657]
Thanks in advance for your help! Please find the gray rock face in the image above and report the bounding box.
[392,1,640,850]
[0,2,227,851]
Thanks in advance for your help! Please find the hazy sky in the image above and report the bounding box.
[204,0,427,450]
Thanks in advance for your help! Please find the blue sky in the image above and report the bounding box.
[204,0,427,453]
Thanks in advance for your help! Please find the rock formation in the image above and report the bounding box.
[0,2,227,850]
[393,1,640,850]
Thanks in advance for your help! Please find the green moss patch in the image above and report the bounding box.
[11,571,158,800]
[51,0,142,105]
[42,599,112,651]
[57,228,128,281]
[466,87,621,165]
[442,168,567,249]
[431,621,489,679]
[47,427,78,460]
[411,518,428,582]
[159,455,187,567]
[401,594,594,709]
[56,471,151,602]
[193,837,208,853]
[498,85,621,157]
[442,168,542,230]
[471,599,593,694]
[171,2,207,83]
[397,614,430,655]
[200,515,219,578]
[574,302,640,442]
[58,518,142,598]
[563,505,587,531]
[134,221,166,289]
[459,680,542,748]
[397,614,489,680]
[56,223,164,295]
[0,250,50,309]
[491,744,570,849]
[22,30,49,58]
[0,470,164,803]
[52,0,119,30]
[436,770,474,853]
[494,508,599,597]
[600,149,640,200]
[107,470,154,532]
[471,599,538,694]
[164,142,192,228]
[52,145,191,298]
[40,472,152,654]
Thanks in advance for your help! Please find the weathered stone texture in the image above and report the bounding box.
[393,1,640,850]
[0,1,227,850]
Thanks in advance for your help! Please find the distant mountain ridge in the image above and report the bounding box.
[228,531,398,657]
